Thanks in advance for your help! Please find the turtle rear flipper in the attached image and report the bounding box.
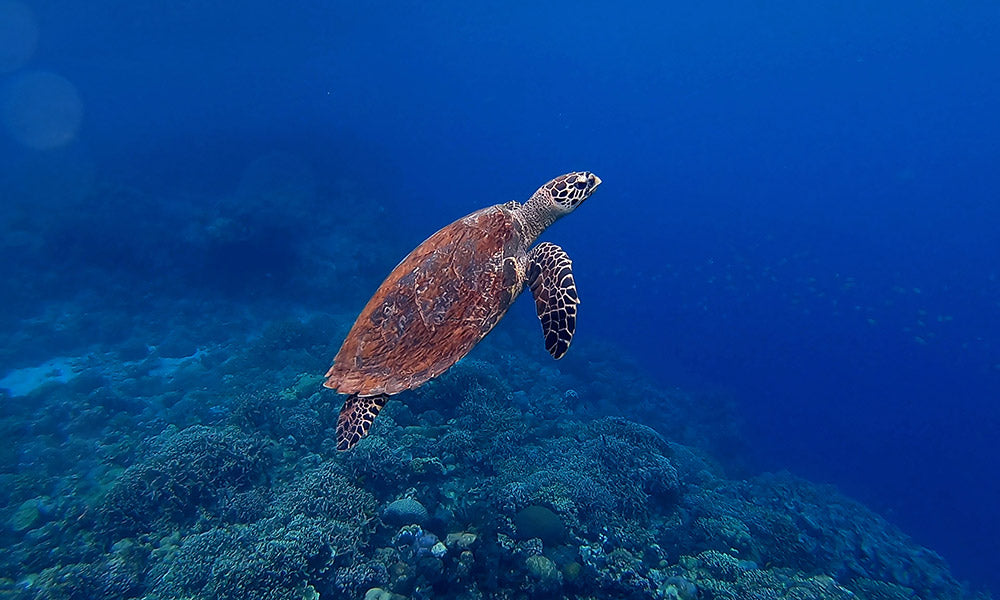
[337,394,389,450]
[527,242,579,359]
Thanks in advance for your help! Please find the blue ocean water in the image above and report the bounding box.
[1,0,998,597]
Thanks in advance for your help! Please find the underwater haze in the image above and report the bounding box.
[1,1,998,598]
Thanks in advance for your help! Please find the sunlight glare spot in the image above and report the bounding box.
[1,70,83,149]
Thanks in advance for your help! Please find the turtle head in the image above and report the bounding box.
[541,171,601,213]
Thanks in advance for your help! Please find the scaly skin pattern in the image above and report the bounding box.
[336,394,389,451]
[526,242,579,359]
[324,204,526,396]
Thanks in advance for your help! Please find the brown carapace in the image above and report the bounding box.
[324,171,601,450]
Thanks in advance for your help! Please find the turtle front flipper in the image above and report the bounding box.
[526,242,579,360]
[336,394,389,451]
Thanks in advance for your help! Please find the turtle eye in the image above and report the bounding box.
[574,179,588,190]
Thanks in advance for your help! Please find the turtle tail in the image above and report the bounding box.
[336,394,389,451]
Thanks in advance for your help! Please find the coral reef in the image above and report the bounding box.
[1,328,990,600]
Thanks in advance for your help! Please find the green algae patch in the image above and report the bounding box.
[561,560,582,582]
[526,555,561,586]
[515,505,565,545]
[281,372,325,401]
[10,498,42,531]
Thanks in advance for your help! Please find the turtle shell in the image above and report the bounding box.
[325,204,526,396]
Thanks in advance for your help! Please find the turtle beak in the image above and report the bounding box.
[575,173,600,208]
[585,173,601,194]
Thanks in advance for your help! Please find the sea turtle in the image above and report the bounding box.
[324,171,602,450]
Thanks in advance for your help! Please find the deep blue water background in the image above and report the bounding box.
[2,0,998,593]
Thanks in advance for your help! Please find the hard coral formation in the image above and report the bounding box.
[383,497,430,526]
[677,549,858,599]
[97,425,272,535]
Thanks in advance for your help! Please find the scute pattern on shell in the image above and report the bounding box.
[324,205,525,396]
